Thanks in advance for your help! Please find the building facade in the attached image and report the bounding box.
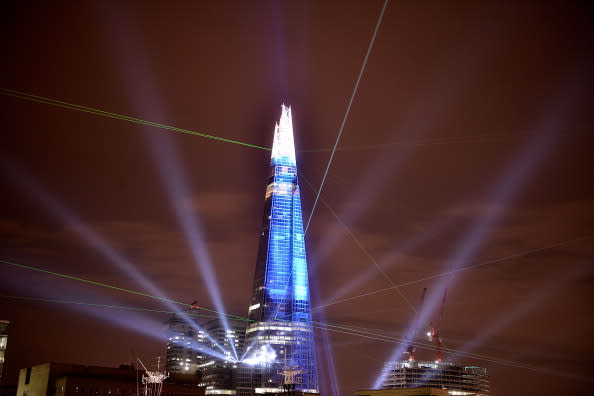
[165,308,207,374]
[381,361,489,396]
[357,388,448,396]
[0,320,8,385]
[165,311,246,395]
[238,105,318,394]
[16,363,203,396]
[199,318,246,395]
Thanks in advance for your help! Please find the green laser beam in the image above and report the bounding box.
[0,292,527,368]
[0,294,220,319]
[0,292,497,365]
[3,265,585,378]
[4,292,581,379]
[298,171,417,315]
[0,258,246,321]
[1,88,270,151]
[314,233,594,310]
[308,321,587,380]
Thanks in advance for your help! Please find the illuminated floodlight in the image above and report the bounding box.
[242,344,277,366]
[446,263,589,366]
[311,63,462,265]
[4,164,231,357]
[373,77,580,388]
[189,342,234,363]
[314,307,340,396]
[307,244,340,396]
[96,7,239,360]
[144,129,240,360]
[319,216,453,308]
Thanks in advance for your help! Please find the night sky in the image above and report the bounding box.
[1,1,593,395]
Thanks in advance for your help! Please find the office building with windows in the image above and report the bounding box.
[199,318,246,395]
[165,308,207,374]
[381,361,490,396]
[165,311,246,394]
[238,105,318,395]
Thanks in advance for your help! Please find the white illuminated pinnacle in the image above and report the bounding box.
[271,104,297,166]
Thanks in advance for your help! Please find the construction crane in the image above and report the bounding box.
[427,288,448,363]
[404,287,427,362]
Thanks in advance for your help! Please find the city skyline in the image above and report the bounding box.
[1,2,593,396]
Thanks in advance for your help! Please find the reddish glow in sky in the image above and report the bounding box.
[1,1,593,395]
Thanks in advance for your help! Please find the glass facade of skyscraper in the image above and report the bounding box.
[239,105,318,394]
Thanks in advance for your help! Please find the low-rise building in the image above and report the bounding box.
[16,362,204,396]
[357,388,448,396]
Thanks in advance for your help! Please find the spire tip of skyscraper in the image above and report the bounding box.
[271,104,296,166]
[243,102,317,392]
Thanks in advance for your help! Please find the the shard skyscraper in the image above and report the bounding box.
[238,105,318,394]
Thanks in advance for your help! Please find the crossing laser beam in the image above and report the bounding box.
[6,258,588,380]
[0,294,220,319]
[304,0,389,235]
[95,4,246,360]
[0,258,247,322]
[299,173,415,313]
[1,88,269,151]
[373,74,590,388]
[308,321,591,382]
[2,161,237,355]
[5,290,584,380]
[313,234,594,310]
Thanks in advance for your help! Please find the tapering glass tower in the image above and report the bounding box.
[239,105,318,394]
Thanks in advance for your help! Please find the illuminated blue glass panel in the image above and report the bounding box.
[242,105,318,393]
